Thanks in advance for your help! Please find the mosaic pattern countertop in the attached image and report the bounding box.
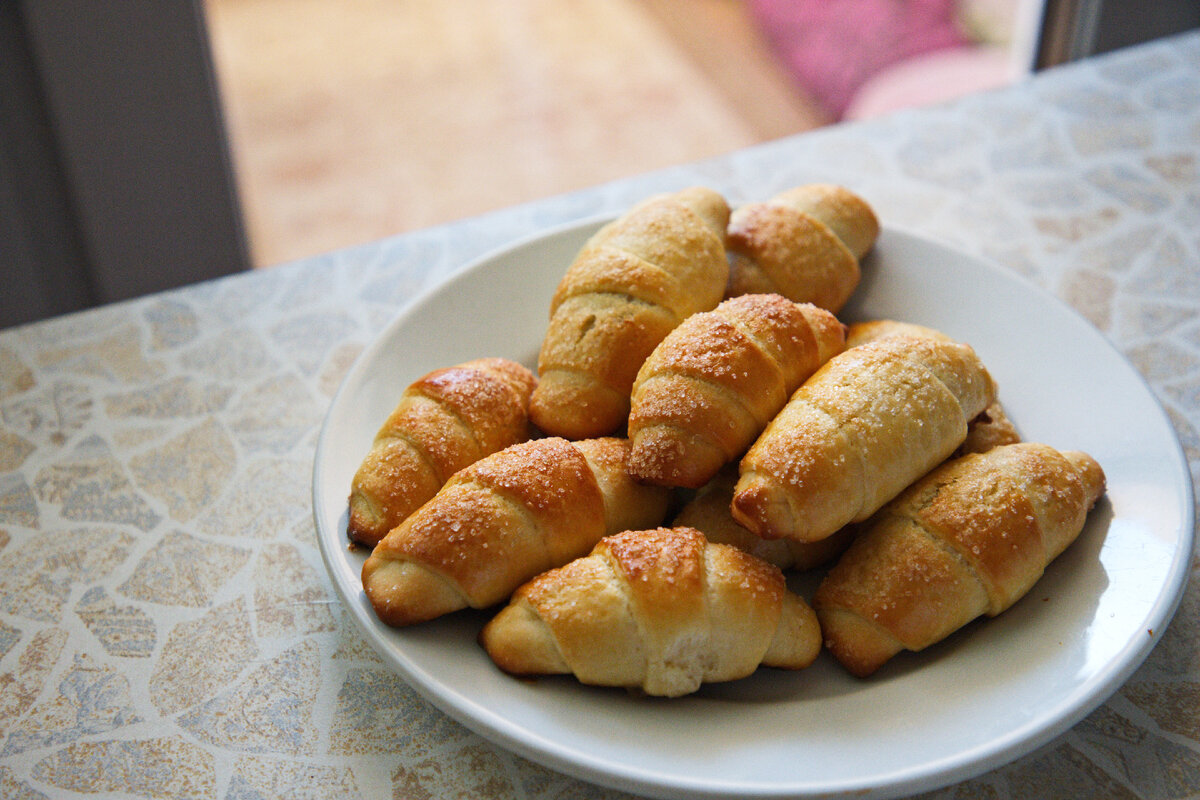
[1,30,1198,800]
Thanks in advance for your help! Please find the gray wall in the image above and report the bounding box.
[1,1,249,330]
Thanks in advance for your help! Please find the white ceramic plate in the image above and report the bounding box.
[313,219,1194,800]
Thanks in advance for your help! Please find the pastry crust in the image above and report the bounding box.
[531,187,730,439]
[846,319,1020,456]
[726,184,879,312]
[361,437,671,626]
[480,526,821,696]
[673,467,854,572]
[347,357,536,547]
[814,443,1106,677]
[845,319,949,349]
[732,335,997,542]
[628,294,845,488]
[959,402,1020,456]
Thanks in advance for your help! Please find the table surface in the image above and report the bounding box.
[1,30,1198,800]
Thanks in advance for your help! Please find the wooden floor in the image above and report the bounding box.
[204,0,829,268]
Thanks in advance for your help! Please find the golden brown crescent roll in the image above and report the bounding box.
[725,184,879,312]
[531,187,730,440]
[845,319,950,348]
[846,319,1020,456]
[361,437,671,626]
[628,294,846,488]
[347,357,537,547]
[813,443,1106,677]
[959,402,1020,456]
[480,526,821,697]
[673,467,854,572]
[732,335,997,543]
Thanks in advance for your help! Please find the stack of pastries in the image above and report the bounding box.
[347,185,1106,696]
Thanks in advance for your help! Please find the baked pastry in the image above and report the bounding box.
[672,467,854,571]
[347,357,537,547]
[480,526,821,696]
[361,437,671,626]
[959,402,1020,456]
[846,319,1019,456]
[845,319,948,349]
[732,335,996,542]
[628,294,845,488]
[813,443,1106,677]
[531,187,730,439]
[726,184,879,312]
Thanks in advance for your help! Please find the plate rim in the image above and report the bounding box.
[313,217,1195,800]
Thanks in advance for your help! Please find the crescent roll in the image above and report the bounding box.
[361,437,671,626]
[530,187,731,440]
[725,184,879,312]
[846,319,1020,456]
[673,467,855,572]
[814,443,1107,677]
[845,319,950,349]
[347,357,537,547]
[628,294,846,488]
[480,526,821,697]
[732,335,997,542]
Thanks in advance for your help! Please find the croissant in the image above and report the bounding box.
[673,467,854,572]
[531,187,731,440]
[628,294,845,488]
[725,184,879,312]
[361,437,672,626]
[845,319,1020,456]
[347,357,537,547]
[480,526,821,697]
[959,402,1020,456]
[732,335,997,542]
[813,443,1107,677]
[845,319,948,349]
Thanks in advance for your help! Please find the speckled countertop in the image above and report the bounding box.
[1,31,1198,800]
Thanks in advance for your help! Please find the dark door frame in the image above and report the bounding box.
[0,0,249,329]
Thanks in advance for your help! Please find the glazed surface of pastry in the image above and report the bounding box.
[480,526,821,696]
[726,184,879,312]
[845,319,1020,456]
[531,187,730,439]
[347,357,536,547]
[733,334,997,542]
[361,437,671,626]
[628,294,845,488]
[813,443,1106,677]
[673,467,854,572]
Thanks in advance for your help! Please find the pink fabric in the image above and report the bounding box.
[844,45,1013,119]
[748,0,971,119]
